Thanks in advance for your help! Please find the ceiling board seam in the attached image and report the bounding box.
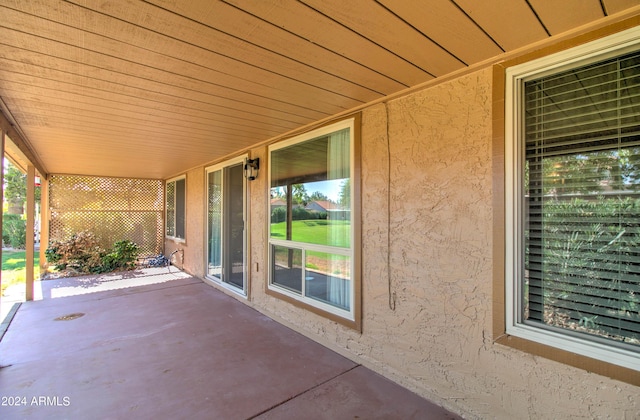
[188,0,407,95]
[7,98,281,141]
[0,75,291,133]
[524,0,552,37]
[450,0,506,53]
[0,34,350,113]
[10,110,280,143]
[0,56,313,126]
[0,40,324,122]
[6,2,372,102]
[0,70,297,131]
[374,0,469,67]
[135,0,388,97]
[0,26,341,116]
[294,0,433,81]
[0,5,271,95]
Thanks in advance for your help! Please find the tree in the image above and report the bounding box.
[531,147,640,197]
[292,184,309,206]
[309,191,328,201]
[5,163,26,214]
[339,179,350,208]
[270,186,287,200]
[3,161,41,214]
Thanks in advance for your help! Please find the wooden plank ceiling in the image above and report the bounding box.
[0,0,638,179]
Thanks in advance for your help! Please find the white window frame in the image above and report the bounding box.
[204,155,248,297]
[267,118,356,322]
[165,175,186,242]
[505,26,640,371]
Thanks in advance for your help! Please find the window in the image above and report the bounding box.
[505,27,640,371]
[206,157,247,294]
[166,176,185,240]
[268,118,359,325]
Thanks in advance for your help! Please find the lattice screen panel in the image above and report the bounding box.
[49,175,164,256]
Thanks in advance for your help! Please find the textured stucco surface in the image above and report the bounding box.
[169,67,639,419]
[353,68,638,419]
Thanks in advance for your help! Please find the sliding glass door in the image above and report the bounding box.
[206,157,247,293]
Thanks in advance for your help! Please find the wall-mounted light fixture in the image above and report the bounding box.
[244,157,260,181]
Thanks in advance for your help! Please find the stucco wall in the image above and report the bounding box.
[168,67,639,418]
[249,67,639,419]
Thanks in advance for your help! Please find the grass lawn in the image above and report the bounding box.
[1,250,40,296]
[270,220,351,248]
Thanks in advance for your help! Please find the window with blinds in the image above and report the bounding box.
[522,49,640,350]
[166,176,186,240]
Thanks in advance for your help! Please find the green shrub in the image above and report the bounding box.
[2,214,26,249]
[537,197,640,340]
[292,207,312,220]
[271,207,286,223]
[45,231,140,274]
[45,231,105,273]
[100,240,139,272]
[271,207,327,223]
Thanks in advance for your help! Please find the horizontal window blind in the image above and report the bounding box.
[523,50,640,348]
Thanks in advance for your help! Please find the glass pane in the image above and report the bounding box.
[175,178,186,239]
[271,245,302,294]
[207,165,245,290]
[166,181,175,237]
[207,170,222,278]
[270,128,351,248]
[225,164,244,289]
[523,51,640,348]
[305,252,351,311]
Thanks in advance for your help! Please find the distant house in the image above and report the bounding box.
[270,198,286,213]
[306,200,350,220]
[305,200,337,212]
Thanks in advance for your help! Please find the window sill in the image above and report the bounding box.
[495,332,640,386]
[265,285,361,332]
[165,236,186,244]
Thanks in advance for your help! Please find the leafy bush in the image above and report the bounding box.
[101,240,139,272]
[45,231,140,274]
[45,231,105,273]
[292,207,313,220]
[536,197,640,342]
[271,207,328,223]
[271,206,286,223]
[2,214,26,249]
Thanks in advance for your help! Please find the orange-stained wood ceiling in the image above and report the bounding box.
[0,0,639,179]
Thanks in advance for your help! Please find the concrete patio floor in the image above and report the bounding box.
[0,269,460,419]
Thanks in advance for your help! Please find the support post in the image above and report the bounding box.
[26,165,35,301]
[286,184,293,268]
[39,176,49,271]
[0,131,4,302]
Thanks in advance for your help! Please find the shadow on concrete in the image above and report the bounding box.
[0,274,461,419]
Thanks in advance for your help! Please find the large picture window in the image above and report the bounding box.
[166,176,185,240]
[268,118,358,324]
[505,27,640,371]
